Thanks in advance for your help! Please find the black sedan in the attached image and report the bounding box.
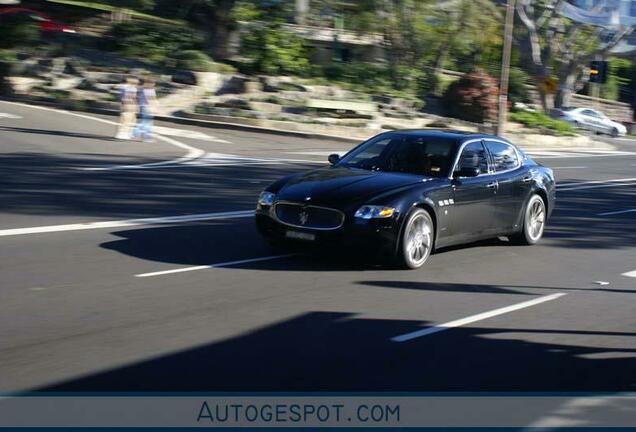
[255,130,555,269]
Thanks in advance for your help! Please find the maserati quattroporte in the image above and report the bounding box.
[255,130,555,269]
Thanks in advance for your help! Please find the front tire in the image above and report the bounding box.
[513,194,546,245]
[398,208,434,269]
[611,127,619,138]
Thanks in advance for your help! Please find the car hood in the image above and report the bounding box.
[275,167,435,208]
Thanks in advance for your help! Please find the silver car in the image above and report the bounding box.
[556,107,627,137]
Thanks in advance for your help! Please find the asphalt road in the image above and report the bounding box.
[1,100,635,393]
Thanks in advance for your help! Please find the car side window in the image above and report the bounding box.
[457,141,489,175]
[485,141,520,172]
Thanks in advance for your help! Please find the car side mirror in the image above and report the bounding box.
[328,154,340,165]
[453,167,480,178]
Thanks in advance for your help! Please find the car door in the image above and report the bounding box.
[484,140,530,233]
[449,140,497,241]
[581,109,602,133]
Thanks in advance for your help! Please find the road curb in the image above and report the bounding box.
[0,96,363,144]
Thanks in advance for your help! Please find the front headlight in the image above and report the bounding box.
[354,205,396,219]
[257,191,275,207]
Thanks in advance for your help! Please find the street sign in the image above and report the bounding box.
[540,76,558,94]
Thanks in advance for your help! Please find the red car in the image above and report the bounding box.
[0,7,75,33]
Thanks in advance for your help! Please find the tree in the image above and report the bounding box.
[154,0,237,60]
[515,0,634,111]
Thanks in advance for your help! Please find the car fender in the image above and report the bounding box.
[514,180,552,229]
[394,197,439,255]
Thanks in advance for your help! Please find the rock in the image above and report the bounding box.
[372,95,393,105]
[215,98,251,110]
[173,70,197,85]
[64,59,87,76]
[249,101,282,114]
[427,120,450,128]
[51,76,82,91]
[76,78,100,91]
[244,79,262,93]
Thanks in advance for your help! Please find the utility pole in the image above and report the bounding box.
[496,0,516,136]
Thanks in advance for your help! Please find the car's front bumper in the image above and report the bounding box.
[255,209,400,257]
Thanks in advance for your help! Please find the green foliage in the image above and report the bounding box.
[507,68,532,106]
[0,50,18,64]
[509,110,575,136]
[173,50,215,71]
[600,58,632,102]
[0,15,39,49]
[105,0,155,10]
[241,23,310,76]
[443,69,498,123]
[109,21,204,64]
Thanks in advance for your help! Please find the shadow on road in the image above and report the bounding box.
[0,152,306,219]
[0,126,119,142]
[40,310,636,392]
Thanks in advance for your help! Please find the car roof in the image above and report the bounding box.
[381,129,510,145]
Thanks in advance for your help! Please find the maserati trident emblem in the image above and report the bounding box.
[299,210,309,225]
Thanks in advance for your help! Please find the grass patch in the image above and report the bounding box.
[509,110,576,136]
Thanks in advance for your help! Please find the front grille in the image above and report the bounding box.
[274,202,344,230]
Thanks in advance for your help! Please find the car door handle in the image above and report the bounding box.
[522,176,533,183]
[486,181,498,189]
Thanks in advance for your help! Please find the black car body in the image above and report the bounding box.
[256,130,555,268]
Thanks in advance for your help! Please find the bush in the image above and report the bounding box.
[241,23,310,76]
[507,68,531,106]
[173,50,214,72]
[0,16,39,49]
[0,50,18,64]
[109,21,204,64]
[509,110,575,136]
[443,69,498,123]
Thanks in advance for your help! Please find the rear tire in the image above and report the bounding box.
[512,194,546,245]
[397,208,434,269]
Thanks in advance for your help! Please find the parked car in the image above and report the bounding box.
[0,7,75,34]
[555,107,626,137]
[256,130,555,269]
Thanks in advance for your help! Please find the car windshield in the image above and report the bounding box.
[338,134,456,177]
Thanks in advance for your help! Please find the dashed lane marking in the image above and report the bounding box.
[597,209,636,216]
[0,112,22,119]
[391,293,567,342]
[135,254,298,278]
[622,270,636,278]
[0,210,254,237]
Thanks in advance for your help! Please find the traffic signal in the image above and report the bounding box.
[589,60,608,84]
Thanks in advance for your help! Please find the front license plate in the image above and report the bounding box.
[285,230,316,241]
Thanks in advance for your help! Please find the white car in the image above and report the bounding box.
[556,107,627,137]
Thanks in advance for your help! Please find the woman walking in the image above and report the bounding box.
[115,76,138,140]
[132,77,158,142]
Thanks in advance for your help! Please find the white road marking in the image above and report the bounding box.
[152,126,230,143]
[557,177,636,191]
[0,210,254,237]
[0,101,206,170]
[558,177,636,187]
[135,254,298,278]
[391,293,567,342]
[551,166,587,169]
[597,208,636,216]
[528,149,636,159]
[0,112,22,119]
[286,151,348,156]
[622,270,636,278]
